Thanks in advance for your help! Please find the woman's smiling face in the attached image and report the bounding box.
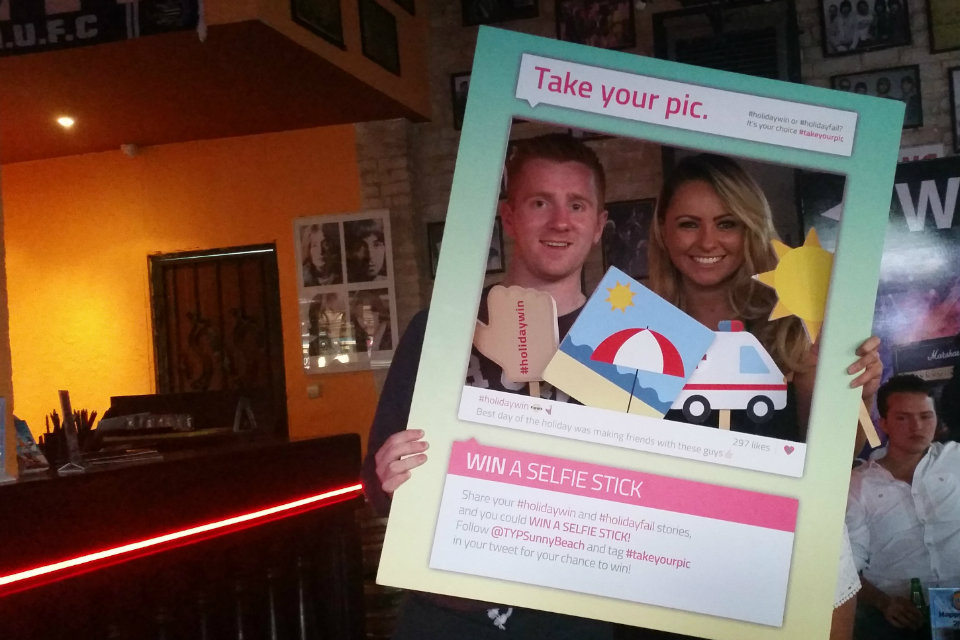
[661,179,745,293]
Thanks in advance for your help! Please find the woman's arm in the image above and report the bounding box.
[793,336,882,440]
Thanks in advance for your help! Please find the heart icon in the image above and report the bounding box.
[784,445,795,455]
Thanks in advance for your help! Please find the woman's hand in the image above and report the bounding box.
[847,336,882,401]
[374,429,429,496]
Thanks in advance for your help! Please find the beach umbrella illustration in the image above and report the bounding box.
[591,328,685,411]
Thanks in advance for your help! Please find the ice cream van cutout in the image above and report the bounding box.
[671,320,787,424]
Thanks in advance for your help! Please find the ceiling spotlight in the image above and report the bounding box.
[56,116,75,129]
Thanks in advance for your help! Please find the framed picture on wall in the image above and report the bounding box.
[461,0,539,27]
[927,0,960,53]
[359,0,400,75]
[291,0,346,49]
[427,217,505,279]
[653,0,802,83]
[831,65,921,128]
[295,210,399,372]
[451,72,471,131]
[556,0,635,50]
[601,198,656,280]
[950,67,960,153]
[391,0,415,16]
[820,0,912,57]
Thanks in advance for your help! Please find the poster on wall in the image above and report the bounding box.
[377,27,902,639]
[802,157,960,397]
[0,0,199,58]
[294,210,399,373]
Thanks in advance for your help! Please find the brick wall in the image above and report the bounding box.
[797,0,960,151]
[355,118,422,332]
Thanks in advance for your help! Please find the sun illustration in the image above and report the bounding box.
[606,281,636,312]
[753,228,833,343]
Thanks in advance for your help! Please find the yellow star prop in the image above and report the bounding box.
[753,228,833,343]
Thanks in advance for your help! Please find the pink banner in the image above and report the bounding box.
[447,439,797,532]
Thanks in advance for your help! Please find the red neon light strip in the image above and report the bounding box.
[683,384,788,391]
[0,482,362,590]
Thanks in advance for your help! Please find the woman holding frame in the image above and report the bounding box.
[646,153,881,639]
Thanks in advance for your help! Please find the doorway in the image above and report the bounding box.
[148,244,288,436]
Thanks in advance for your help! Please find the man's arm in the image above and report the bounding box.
[361,310,429,515]
[845,475,871,572]
[858,575,924,629]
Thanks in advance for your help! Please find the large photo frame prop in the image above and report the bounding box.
[379,27,902,639]
[294,210,399,372]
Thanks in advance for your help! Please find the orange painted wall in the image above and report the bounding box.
[2,125,379,446]
[0,192,13,478]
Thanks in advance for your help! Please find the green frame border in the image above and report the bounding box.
[380,27,903,639]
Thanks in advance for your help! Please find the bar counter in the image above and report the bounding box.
[0,433,365,639]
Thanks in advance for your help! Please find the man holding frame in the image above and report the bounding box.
[363,133,614,637]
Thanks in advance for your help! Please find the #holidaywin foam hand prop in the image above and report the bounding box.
[473,286,559,389]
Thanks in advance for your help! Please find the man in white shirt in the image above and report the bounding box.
[846,374,960,639]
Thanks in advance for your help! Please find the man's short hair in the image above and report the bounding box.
[503,133,606,205]
[877,374,934,418]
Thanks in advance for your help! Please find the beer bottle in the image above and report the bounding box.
[910,578,929,619]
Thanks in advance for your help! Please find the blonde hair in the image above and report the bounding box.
[648,153,810,373]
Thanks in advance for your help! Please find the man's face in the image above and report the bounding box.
[881,392,937,456]
[352,233,386,278]
[500,158,606,287]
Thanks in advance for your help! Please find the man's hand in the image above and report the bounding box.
[474,286,558,383]
[374,429,428,496]
[847,335,882,400]
[880,595,924,629]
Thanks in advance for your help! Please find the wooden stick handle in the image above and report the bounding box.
[718,409,731,430]
[858,400,881,448]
